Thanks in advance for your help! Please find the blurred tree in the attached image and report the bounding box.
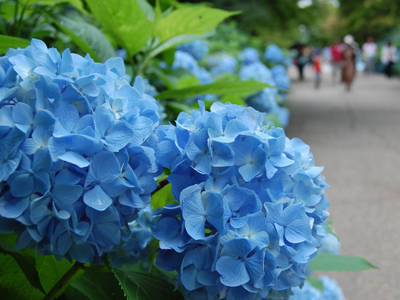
[339,0,400,43]
[178,0,339,47]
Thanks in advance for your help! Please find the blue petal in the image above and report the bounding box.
[285,219,311,244]
[181,265,202,291]
[270,154,294,167]
[58,151,90,168]
[216,256,249,287]
[94,106,114,137]
[53,102,80,137]
[103,121,134,152]
[84,185,113,211]
[53,182,83,204]
[57,232,73,255]
[0,192,29,218]
[69,243,95,263]
[223,238,253,258]
[93,223,120,246]
[10,174,34,197]
[86,151,120,184]
[245,249,265,284]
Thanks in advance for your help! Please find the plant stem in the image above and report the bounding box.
[42,261,83,300]
[153,178,169,194]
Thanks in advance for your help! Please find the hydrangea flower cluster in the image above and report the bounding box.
[172,51,213,85]
[319,233,340,255]
[239,61,289,127]
[291,276,345,300]
[0,39,160,263]
[264,44,285,63]
[206,53,238,76]
[108,206,158,268]
[271,65,291,91]
[172,50,216,103]
[154,101,330,300]
[239,48,260,65]
[177,40,209,61]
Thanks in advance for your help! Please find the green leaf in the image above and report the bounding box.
[53,21,101,62]
[153,6,240,43]
[306,277,324,291]
[324,221,340,240]
[309,253,378,272]
[58,16,116,62]
[37,257,83,298]
[86,0,152,56]
[0,35,30,54]
[19,0,87,14]
[146,31,215,61]
[156,80,276,100]
[137,0,155,21]
[113,268,184,300]
[220,94,247,106]
[165,101,191,114]
[176,75,200,89]
[0,252,82,300]
[58,286,90,300]
[150,184,177,210]
[0,239,45,294]
[71,272,125,300]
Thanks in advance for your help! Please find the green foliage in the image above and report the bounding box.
[57,16,116,62]
[85,0,153,57]
[0,249,82,300]
[71,272,126,300]
[156,80,275,99]
[153,6,239,43]
[0,34,30,54]
[306,277,324,291]
[113,268,184,300]
[19,0,87,14]
[339,0,400,42]
[151,184,177,210]
[310,253,378,272]
[324,221,340,240]
[0,238,45,294]
[53,20,102,62]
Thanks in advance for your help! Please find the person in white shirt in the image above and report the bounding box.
[381,40,398,78]
[362,37,377,75]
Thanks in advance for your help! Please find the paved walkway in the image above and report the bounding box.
[286,67,400,299]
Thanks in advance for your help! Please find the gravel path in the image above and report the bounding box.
[285,67,400,299]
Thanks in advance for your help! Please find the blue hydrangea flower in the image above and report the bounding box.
[177,40,209,61]
[319,233,340,255]
[291,276,345,300]
[239,62,275,86]
[0,39,160,263]
[239,48,260,65]
[154,101,330,300]
[265,44,285,63]
[207,53,238,76]
[319,276,345,300]
[108,206,158,268]
[172,50,216,103]
[271,65,291,90]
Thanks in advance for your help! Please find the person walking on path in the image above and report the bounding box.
[313,48,322,89]
[291,42,307,81]
[381,39,397,78]
[342,35,356,91]
[362,37,377,75]
[331,38,343,82]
